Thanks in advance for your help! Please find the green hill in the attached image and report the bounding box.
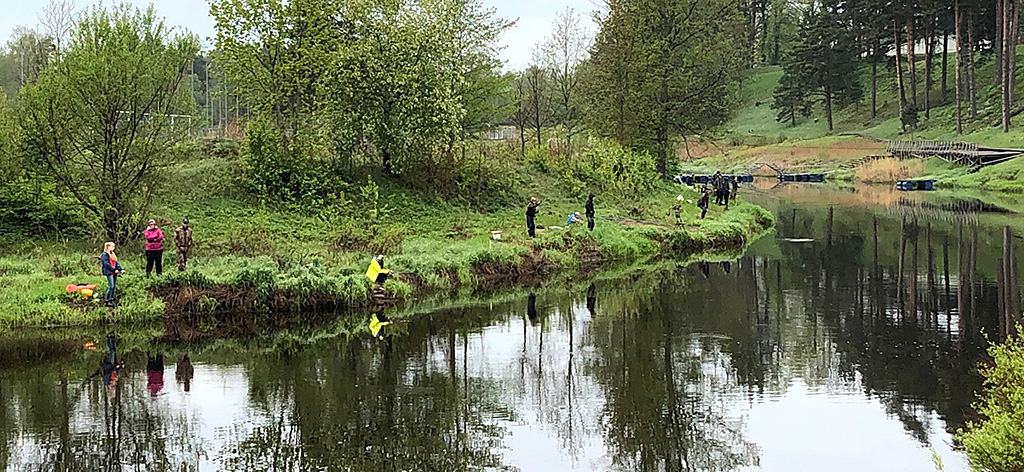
[693,49,1024,193]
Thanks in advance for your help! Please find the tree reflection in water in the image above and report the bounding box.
[2,199,1021,471]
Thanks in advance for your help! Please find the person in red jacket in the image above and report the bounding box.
[143,219,164,276]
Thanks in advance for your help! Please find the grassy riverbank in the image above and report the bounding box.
[0,149,773,329]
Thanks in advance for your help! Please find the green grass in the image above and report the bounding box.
[0,149,774,328]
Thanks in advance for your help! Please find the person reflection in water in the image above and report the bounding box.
[146,353,164,397]
[698,261,711,279]
[176,354,194,392]
[527,293,539,326]
[586,283,597,318]
[93,333,124,397]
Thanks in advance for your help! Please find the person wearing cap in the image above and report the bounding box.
[174,218,194,271]
[143,219,164,276]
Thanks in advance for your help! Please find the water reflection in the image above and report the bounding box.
[3,194,1023,471]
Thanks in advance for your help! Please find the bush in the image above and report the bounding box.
[578,139,658,198]
[213,138,240,157]
[240,118,335,203]
[525,146,551,173]
[958,328,1024,472]
[0,179,86,239]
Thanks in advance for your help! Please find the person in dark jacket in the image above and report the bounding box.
[526,198,542,238]
[101,242,124,305]
[711,171,723,205]
[584,194,595,231]
[721,178,731,211]
[697,186,711,219]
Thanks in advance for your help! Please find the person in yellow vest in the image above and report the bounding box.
[366,255,390,286]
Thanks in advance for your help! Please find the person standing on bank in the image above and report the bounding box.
[174,218,193,271]
[143,219,164,276]
[711,171,723,205]
[585,193,595,231]
[526,198,542,238]
[100,242,123,305]
[697,186,711,219]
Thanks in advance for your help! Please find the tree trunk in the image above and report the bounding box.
[942,20,949,100]
[997,0,1005,86]
[968,7,978,119]
[926,18,934,119]
[1011,0,1019,105]
[895,21,908,133]
[535,116,543,147]
[871,42,878,118]
[1003,0,1012,132]
[907,17,918,108]
[519,126,526,158]
[956,0,963,134]
[824,89,834,131]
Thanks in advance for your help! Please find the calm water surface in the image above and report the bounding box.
[2,184,1021,471]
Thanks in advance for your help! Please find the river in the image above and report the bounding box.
[2,183,1021,471]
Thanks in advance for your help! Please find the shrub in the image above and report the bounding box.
[0,179,86,238]
[213,138,240,157]
[240,118,334,203]
[958,328,1024,472]
[525,146,551,173]
[578,139,658,198]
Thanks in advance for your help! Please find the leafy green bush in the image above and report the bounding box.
[454,153,518,210]
[213,138,240,157]
[525,146,551,173]
[0,179,87,238]
[577,139,658,198]
[240,118,333,203]
[958,328,1024,472]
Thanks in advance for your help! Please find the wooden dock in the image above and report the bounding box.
[887,140,1024,167]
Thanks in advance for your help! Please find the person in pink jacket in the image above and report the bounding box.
[143,219,164,276]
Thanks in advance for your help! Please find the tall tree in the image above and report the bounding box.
[955,0,963,134]
[40,0,76,55]
[586,0,745,176]
[19,5,200,242]
[904,3,918,109]
[895,19,909,132]
[967,4,978,119]
[511,72,529,158]
[771,56,813,125]
[538,7,590,158]
[780,1,862,132]
[524,64,552,148]
[5,27,52,89]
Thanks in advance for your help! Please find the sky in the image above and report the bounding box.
[0,0,600,70]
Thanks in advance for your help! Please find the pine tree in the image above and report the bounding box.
[773,1,862,132]
[771,55,812,125]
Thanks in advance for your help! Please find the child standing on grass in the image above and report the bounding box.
[100,242,123,305]
[144,219,164,276]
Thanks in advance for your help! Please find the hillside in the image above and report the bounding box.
[688,50,1024,193]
